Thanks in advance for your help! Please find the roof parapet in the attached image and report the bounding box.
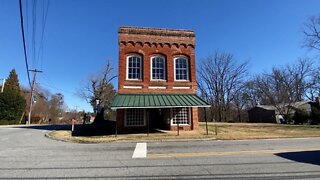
[119,26,195,38]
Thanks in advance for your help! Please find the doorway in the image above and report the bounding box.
[149,108,165,129]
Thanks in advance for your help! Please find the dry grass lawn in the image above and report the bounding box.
[201,122,320,140]
[47,122,320,143]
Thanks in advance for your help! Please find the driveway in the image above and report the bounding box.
[0,125,319,179]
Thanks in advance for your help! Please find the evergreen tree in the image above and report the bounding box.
[0,91,26,123]
[4,69,21,93]
[0,69,26,124]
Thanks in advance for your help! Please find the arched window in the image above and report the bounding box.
[174,56,189,81]
[127,55,142,80]
[151,56,166,80]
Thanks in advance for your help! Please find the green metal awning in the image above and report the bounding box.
[111,94,211,109]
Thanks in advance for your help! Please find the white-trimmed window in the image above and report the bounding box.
[174,57,189,81]
[172,107,189,125]
[125,109,145,126]
[151,56,166,80]
[127,55,142,80]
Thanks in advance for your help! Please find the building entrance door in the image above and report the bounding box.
[149,108,164,129]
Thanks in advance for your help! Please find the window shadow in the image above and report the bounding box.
[275,150,320,166]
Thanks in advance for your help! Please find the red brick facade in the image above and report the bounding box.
[116,27,199,132]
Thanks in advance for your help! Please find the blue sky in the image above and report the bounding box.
[1,0,319,112]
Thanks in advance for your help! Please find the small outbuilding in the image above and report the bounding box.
[248,101,313,124]
[248,105,277,123]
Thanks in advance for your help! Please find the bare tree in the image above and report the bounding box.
[78,60,117,115]
[306,66,320,100]
[250,58,316,117]
[197,52,248,122]
[48,93,65,122]
[303,16,320,51]
[252,70,292,115]
[242,80,262,108]
[22,85,52,124]
[232,88,251,122]
[287,57,314,101]
[301,15,320,100]
[31,86,51,123]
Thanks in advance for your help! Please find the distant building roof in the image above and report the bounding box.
[255,105,277,111]
[250,101,312,112]
[290,101,311,108]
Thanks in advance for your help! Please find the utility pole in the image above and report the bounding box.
[0,78,5,93]
[27,69,42,125]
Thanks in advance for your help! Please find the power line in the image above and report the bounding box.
[31,0,37,68]
[36,74,76,95]
[19,0,32,88]
[37,0,50,70]
[38,81,76,95]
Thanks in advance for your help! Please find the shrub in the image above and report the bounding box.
[310,107,320,125]
[283,114,293,124]
[0,120,9,125]
[293,109,309,124]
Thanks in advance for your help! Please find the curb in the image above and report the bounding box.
[44,130,218,143]
[113,137,217,143]
[45,130,320,144]
[44,131,77,143]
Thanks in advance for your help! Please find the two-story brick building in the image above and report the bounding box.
[111,27,210,133]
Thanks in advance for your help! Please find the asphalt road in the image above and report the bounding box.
[0,125,320,179]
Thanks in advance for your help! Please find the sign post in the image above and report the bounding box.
[72,118,75,132]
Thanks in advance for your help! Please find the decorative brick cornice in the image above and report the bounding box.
[118,26,195,47]
[119,26,195,38]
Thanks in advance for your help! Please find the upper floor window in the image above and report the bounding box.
[127,55,142,80]
[174,57,189,81]
[151,56,166,80]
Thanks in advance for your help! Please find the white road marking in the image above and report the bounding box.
[132,142,147,158]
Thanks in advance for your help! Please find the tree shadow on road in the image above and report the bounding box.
[72,120,116,136]
[72,120,165,137]
[275,150,320,166]
[12,124,72,131]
